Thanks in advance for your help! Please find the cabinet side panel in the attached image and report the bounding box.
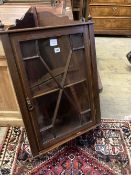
[0,37,22,125]
[88,22,101,123]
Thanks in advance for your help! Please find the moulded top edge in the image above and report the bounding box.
[0,21,94,34]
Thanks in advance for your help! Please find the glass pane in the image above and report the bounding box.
[65,50,87,86]
[70,33,84,48]
[52,90,80,138]
[35,92,58,127]
[38,36,70,73]
[34,91,59,143]
[69,82,90,112]
[20,40,37,58]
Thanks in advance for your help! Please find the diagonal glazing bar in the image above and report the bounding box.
[31,67,64,89]
[52,49,72,126]
[52,35,86,125]
[73,46,85,51]
[23,55,40,61]
[35,40,62,89]
[35,39,82,129]
[39,56,63,89]
[63,90,80,113]
[35,40,80,113]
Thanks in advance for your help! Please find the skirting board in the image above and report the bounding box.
[0,111,23,126]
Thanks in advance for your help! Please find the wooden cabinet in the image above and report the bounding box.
[0,37,22,126]
[0,13,100,155]
[89,0,131,35]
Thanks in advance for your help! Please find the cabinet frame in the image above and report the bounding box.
[1,21,100,156]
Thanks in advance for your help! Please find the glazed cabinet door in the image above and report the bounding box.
[8,24,99,155]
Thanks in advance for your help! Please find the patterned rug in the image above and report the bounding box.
[0,127,8,152]
[0,119,130,175]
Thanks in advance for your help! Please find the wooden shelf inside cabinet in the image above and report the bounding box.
[32,79,87,99]
[0,7,101,156]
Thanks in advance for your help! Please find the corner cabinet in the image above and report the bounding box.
[0,22,100,156]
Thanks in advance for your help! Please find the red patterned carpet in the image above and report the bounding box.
[0,119,130,175]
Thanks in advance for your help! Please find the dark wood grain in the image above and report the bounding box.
[1,34,39,155]
[0,13,101,156]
